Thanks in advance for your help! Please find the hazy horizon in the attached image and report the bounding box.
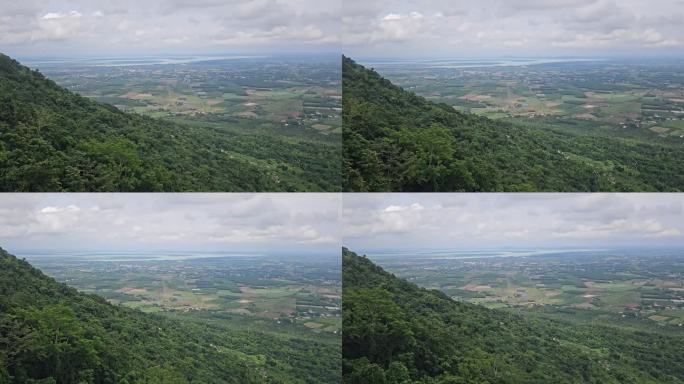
[6,248,341,258]
[347,54,684,61]
[348,245,684,252]
[9,51,340,61]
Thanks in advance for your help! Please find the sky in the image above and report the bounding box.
[4,1,681,58]
[0,0,340,57]
[343,0,684,58]
[2,193,683,255]
[343,193,684,252]
[0,194,340,254]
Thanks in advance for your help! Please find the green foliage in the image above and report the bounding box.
[342,56,684,191]
[9,305,99,384]
[0,54,340,191]
[342,248,684,383]
[0,248,339,383]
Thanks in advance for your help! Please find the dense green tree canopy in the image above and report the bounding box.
[342,248,684,383]
[0,54,340,191]
[342,56,684,191]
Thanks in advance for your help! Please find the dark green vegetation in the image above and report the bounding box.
[0,248,340,383]
[0,54,340,191]
[342,56,684,191]
[342,248,684,383]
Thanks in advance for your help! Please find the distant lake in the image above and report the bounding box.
[16,251,266,262]
[15,250,339,263]
[359,58,603,69]
[365,248,605,261]
[20,55,267,68]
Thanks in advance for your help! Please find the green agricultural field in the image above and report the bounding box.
[39,57,342,135]
[364,58,684,138]
[23,252,342,335]
[366,249,684,330]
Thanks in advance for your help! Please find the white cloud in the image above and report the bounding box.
[551,28,682,48]
[42,11,83,20]
[0,194,340,253]
[40,205,81,214]
[343,0,684,57]
[343,194,684,249]
[384,203,423,212]
[0,0,340,56]
[346,202,426,238]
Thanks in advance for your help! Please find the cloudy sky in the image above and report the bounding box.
[344,0,684,58]
[344,194,684,252]
[0,194,340,254]
[0,0,340,57]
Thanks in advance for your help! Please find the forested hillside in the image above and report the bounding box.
[0,248,340,383]
[0,54,340,191]
[342,248,684,383]
[342,56,684,192]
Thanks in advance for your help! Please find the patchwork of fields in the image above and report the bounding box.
[364,58,684,138]
[22,252,341,334]
[30,55,341,135]
[367,249,684,328]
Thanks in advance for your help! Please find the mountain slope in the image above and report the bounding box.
[0,54,340,191]
[342,248,684,383]
[0,248,340,383]
[342,56,684,192]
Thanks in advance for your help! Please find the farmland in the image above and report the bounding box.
[365,248,684,329]
[359,58,684,139]
[26,55,341,135]
[19,251,341,335]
